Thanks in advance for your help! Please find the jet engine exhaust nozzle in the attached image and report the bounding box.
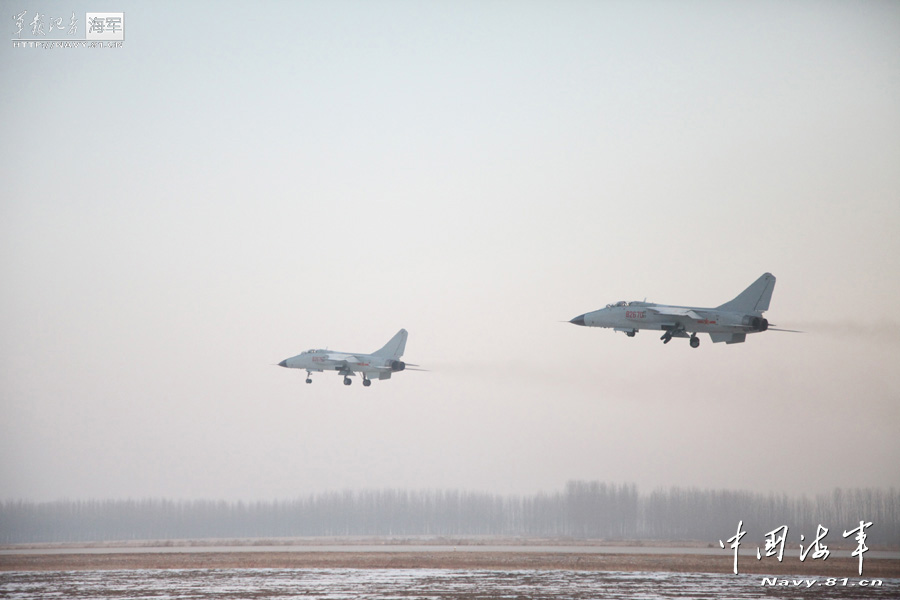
[390,360,406,372]
[742,316,769,331]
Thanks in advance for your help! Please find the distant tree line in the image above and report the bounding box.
[1,482,897,546]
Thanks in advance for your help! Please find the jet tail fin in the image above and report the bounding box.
[371,329,407,359]
[717,273,776,313]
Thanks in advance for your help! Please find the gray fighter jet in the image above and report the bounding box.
[570,273,798,348]
[278,329,422,386]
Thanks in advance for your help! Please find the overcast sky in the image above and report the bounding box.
[2,0,898,503]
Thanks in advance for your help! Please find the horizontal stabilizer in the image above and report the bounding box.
[709,332,746,344]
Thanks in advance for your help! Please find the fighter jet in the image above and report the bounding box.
[569,273,798,348]
[278,329,421,386]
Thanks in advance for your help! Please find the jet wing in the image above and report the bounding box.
[327,354,377,368]
[349,354,377,365]
[647,307,704,319]
[322,352,364,363]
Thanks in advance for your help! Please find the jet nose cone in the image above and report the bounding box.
[277,359,288,368]
[569,314,586,326]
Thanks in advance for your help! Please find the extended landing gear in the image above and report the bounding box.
[363,378,372,387]
[343,377,352,386]
[661,331,673,344]
[690,335,700,349]
[305,371,312,384]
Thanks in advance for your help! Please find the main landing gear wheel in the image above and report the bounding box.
[363,379,372,387]
[690,335,700,349]
[305,378,312,384]
[343,377,352,386]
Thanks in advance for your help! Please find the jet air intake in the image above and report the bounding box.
[742,315,769,331]
[390,360,406,372]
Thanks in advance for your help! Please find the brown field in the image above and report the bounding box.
[2,549,898,577]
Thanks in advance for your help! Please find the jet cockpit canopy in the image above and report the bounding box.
[605,300,647,309]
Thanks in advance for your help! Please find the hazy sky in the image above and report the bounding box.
[2,0,899,503]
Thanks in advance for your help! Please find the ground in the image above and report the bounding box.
[2,539,898,577]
